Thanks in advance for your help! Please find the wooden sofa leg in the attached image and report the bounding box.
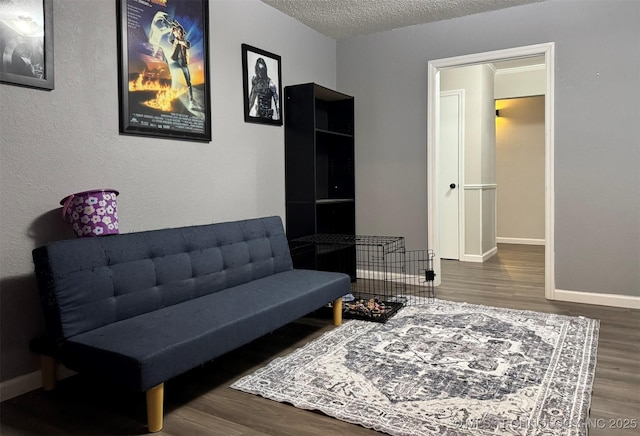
[41,355,57,391]
[333,298,343,326]
[146,383,164,433]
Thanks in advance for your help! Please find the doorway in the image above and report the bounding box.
[495,96,546,246]
[427,42,555,300]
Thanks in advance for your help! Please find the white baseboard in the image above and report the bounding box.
[356,269,425,285]
[496,237,545,245]
[554,289,640,309]
[0,365,76,402]
[461,247,497,263]
[0,370,42,402]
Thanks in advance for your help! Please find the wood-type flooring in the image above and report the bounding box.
[1,244,638,435]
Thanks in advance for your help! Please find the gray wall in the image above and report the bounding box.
[2,0,639,392]
[337,0,639,295]
[0,0,336,384]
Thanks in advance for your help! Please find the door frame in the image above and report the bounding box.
[439,89,465,261]
[427,42,555,300]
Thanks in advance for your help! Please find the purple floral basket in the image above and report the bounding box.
[60,189,120,238]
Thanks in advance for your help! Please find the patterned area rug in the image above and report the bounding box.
[231,299,600,435]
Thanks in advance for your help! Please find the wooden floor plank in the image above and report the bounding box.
[1,244,638,435]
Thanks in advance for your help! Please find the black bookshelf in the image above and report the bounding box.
[284,83,355,279]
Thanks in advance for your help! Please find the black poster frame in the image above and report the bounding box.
[0,0,54,90]
[117,0,211,142]
[242,44,283,126]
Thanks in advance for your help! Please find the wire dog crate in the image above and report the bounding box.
[292,234,436,322]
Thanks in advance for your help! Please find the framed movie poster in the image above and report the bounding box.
[242,44,282,126]
[117,0,211,142]
[0,0,54,90]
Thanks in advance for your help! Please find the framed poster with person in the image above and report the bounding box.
[242,44,282,126]
[117,0,211,142]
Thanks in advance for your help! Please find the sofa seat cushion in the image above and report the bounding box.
[60,269,349,391]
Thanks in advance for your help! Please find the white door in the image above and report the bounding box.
[439,92,462,260]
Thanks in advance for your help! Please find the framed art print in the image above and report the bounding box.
[242,44,282,126]
[117,0,211,142]
[0,0,54,90]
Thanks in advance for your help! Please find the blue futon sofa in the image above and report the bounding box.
[31,216,349,432]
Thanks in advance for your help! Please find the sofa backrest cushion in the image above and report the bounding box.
[33,216,293,340]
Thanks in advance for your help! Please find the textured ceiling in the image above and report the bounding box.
[262,0,544,40]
